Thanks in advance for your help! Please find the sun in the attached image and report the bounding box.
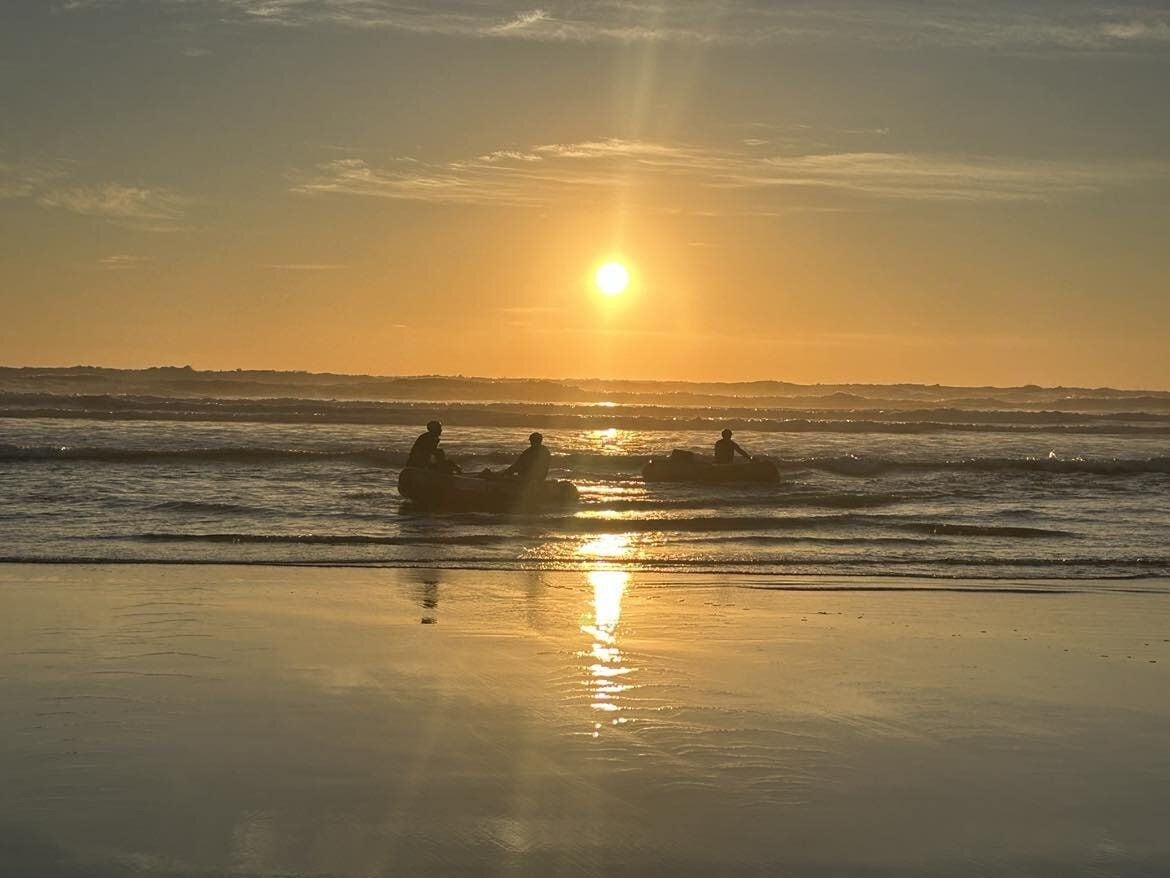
[595,261,630,296]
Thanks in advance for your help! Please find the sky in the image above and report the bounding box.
[2,0,1169,387]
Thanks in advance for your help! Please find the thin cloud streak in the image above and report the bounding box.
[266,263,347,270]
[3,158,190,231]
[292,138,1170,211]
[61,1,1170,51]
[97,254,150,270]
[0,158,73,199]
[37,184,189,231]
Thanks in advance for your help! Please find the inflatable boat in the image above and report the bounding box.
[642,450,780,484]
[397,466,579,513]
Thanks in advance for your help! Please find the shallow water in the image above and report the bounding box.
[2,391,1169,582]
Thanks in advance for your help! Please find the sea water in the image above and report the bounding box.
[2,383,1168,584]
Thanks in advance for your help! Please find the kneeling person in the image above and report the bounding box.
[504,432,551,485]
[408,420,444,468]
[714,428,752,464]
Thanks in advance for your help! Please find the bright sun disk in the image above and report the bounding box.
[595,262,630,296]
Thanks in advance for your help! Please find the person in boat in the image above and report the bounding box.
[502,432,551,485]
[714,428,752,464]
[407,420,443,469]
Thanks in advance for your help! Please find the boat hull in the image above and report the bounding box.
[397,467,579,512]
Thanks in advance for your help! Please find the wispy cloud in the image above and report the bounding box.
[97,254,150,269]
[488,8,550,35]
[38,184,189,231]
[0,158,73,199]
[2,158,189,231]
[266,263,346,270]
[292,137,1170,212]
[497,305,563,315]
[728,151,1161,202]
[62,1,1170,52]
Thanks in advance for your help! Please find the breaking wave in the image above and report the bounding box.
[4,391,1170,435]
[4,443,1168,477]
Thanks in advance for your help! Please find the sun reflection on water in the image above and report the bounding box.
[585,426,626,454]
[577,533,632,559]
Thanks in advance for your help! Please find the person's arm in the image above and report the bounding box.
[503,448,527,477]
[735,441,752,460]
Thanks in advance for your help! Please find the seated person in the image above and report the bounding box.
[714,428,752,464]
[407,420,443,468]
[503,432,551,485]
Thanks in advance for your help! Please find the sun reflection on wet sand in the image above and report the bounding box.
[581,569,632,738]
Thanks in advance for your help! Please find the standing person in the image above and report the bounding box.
[503,432,551,485]
[407,420,443,468]
[714,428,752,464]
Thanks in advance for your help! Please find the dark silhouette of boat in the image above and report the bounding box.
[642,450,780,483]
[397,466,579,512]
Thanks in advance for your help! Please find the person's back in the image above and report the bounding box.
[714,428,748,464]
[507,432,551,485]
[407,421,443,468]
[516,445,551,483]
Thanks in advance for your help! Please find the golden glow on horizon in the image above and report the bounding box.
[595,261,630,296]
[8,2,1170,391]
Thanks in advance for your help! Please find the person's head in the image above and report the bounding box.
[529,432,543,446]
[721,428,733,440]
[426,420,442,436]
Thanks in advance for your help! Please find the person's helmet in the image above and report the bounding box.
[529,432,543,445]
[426,420,442,434]
[721,428,733,439]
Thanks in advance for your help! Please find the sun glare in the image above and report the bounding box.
[595,262,630,296]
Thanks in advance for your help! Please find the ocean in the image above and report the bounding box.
[2,370,1168,585]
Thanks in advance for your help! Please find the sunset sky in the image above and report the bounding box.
[2,1,1169,386]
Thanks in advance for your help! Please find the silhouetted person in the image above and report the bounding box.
[714,428,752,464]
[407,420,443,468]
[504,432,551,485]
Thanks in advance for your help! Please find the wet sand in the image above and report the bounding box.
[2,564,1169,877]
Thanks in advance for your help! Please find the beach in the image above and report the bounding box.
[9,0,1170,869]
[3,563,1168,877]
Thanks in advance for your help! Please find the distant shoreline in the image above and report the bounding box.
[3,364,1169,405]
[4,364,1170,396]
